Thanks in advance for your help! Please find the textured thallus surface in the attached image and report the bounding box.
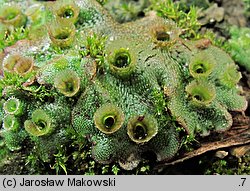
[0,0,247,170]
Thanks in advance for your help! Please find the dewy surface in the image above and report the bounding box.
[0,0,247,170]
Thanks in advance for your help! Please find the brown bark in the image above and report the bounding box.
[155,115,250,169]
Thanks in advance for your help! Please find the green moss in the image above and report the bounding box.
[0,70,36,93]
[79,33,107,66]
[0,0,247,174]
[205,155,250,175]
[0,25,29,51]
[30,129,69,163]
[226,26,250,72]
[51,148,69,175]
[150,0,200,39]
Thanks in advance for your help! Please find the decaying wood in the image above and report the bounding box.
[155,116,250,169]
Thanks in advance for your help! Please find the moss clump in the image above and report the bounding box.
[150,0,200,39]
[226,26,250,72]
[0,0,247,173]
[204,155,250,175]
